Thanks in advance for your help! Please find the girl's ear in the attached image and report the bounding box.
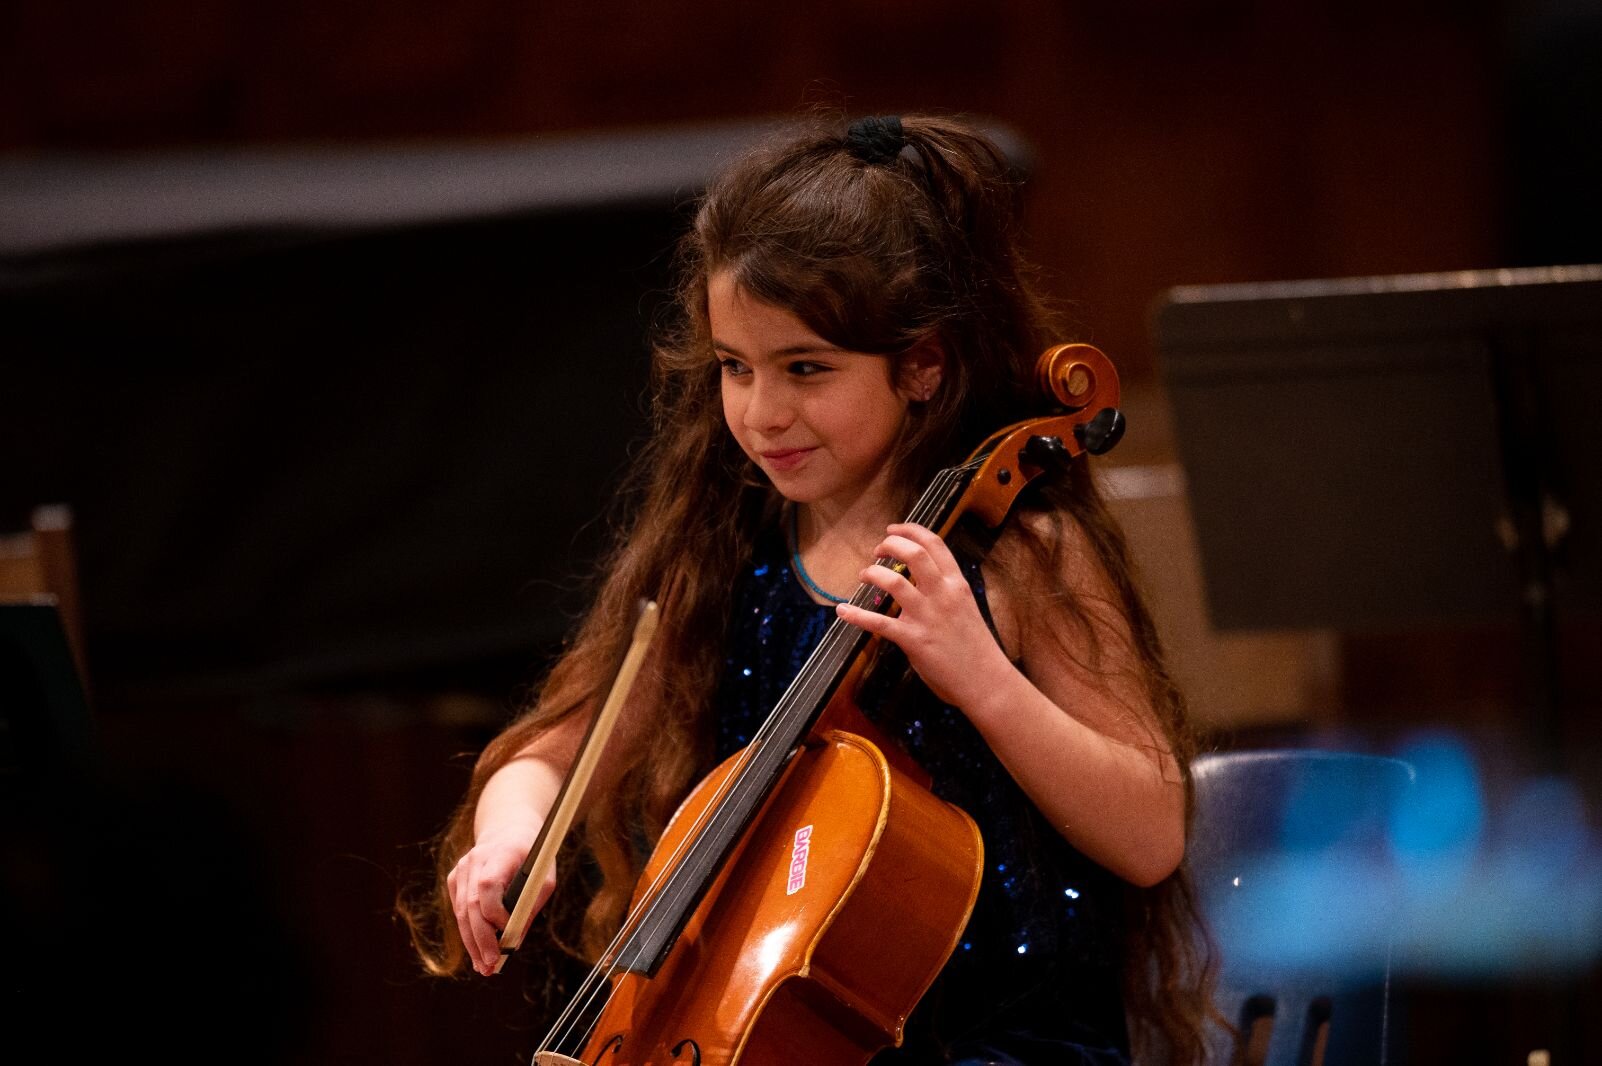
[899,339,945,402]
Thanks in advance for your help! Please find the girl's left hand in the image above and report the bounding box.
[835,522,1015,711]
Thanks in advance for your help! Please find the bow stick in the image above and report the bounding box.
[492,598,660,974]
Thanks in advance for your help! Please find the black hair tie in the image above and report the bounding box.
[845,115,911,166]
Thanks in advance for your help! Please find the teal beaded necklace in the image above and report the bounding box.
[786,506,848,605]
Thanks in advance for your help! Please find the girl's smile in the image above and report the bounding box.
[757,446,817,472]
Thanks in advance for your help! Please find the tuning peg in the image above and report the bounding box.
[1019,434,1070,472]
[1073,408,1125,456]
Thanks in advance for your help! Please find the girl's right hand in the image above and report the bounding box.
[448,824,557,976]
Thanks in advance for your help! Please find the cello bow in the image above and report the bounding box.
[493,599,661,974]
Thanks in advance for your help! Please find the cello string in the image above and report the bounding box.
[545,461,979,1056]
[587,460,971,947]
[542,604,884,1054]
[542,461,975,1056]
[607,464,972,936]
[540,460,979,1056]
[542,550,902,1054]
[543,460,975,1055]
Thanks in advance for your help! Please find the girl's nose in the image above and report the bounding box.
[742,375,793,434]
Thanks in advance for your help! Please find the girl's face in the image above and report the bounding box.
[709,270,938,515]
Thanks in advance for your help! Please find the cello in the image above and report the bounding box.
[513,343,1126,1065]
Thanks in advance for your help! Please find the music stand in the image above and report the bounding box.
[1153,264,1602,766]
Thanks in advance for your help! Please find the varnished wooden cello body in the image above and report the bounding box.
[527,344,1126,1065]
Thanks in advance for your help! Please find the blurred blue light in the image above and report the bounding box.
[1192,732,1602,983]
[1387,731,1485,860]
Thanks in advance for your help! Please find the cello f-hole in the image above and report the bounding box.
[670,1038,703,1065]
[592,1034,624,1065]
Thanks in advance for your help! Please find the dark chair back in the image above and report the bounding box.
[1190,749,1416,1066]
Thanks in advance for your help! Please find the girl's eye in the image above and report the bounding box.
[718,358,749,377]
[787,361,828,377]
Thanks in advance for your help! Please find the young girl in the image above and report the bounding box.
[404,113,1213,1065]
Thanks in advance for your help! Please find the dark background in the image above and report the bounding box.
[3,2,1600,1063]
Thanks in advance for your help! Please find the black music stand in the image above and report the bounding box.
[1153,264,1602,767]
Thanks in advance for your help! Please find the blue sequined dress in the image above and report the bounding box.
[711,528,1132,1065]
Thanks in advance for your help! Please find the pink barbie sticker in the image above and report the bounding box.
[786,825,813,895]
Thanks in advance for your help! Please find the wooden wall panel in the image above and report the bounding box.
[2,2,1504,381]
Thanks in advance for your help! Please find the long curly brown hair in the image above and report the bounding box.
[398,111,1217,1065]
